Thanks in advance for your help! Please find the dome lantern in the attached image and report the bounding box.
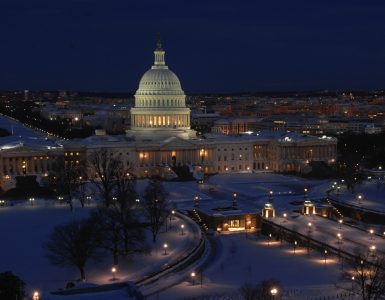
[153,37,166,67]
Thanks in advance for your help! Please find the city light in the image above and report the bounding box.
[111,267,117,280]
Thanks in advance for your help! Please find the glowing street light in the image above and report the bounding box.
[163,243,168,255]
[33,291,40,300]
[268,233,272,246]
[282,213,287,224]
[358,194,362,205]
[191,272,196,285]
[270,287,278,298]
[268,190,273,203]
[232,192,237,207]
[111,267,117,281]
[337,233,342,244]
[180,224,185,235]
[369,229,374,240]
[194,195,200,208]
[293,241,298,254]
[29,197,35,206]
[324,250,328,264]
[307,222,312,233]
[338,219,343,229]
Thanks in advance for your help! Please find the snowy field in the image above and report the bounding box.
[329,179,385,212]
[5,170,384,299]
[0,201,197,298]
[152,233,345,300]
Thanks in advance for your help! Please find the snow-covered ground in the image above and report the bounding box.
[151,233,346,300]
[0,201,196,298]
[4,171,384,299]
[329,179,385,212]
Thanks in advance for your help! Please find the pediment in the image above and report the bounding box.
[159,137,197,149]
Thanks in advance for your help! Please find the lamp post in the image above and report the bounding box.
[369,229,374,240]
[337,233,342,244]
[169,210,175,228]
[194,195,200,208]
[307,222,312,234]
[232,192,237,208]
[324,250,327,264]
[268,190,273,203]
[111,267,117,281]
[270,287,278,299]
[293,241,297,254]
[338,219,343,229]
[268,233,272,246]
[33,291,40,300]
[282,213,287,223]
[180,224,185,235]
[191,272,196,286]
[304,188,308,199]
[358,194,362,205]
[370,245,376,257]
[163,243,168,255]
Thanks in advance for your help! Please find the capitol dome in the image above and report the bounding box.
[130,39,191,132]
[137,68,184,95]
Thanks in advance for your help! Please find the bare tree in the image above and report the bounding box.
[91,205,146,266]
[51,157,83,211]
[43,218,103,281]
[343,252,385,300]
[142,179,168,242]
[88,149,121,207]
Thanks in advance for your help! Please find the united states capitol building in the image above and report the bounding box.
[0,41,337,189]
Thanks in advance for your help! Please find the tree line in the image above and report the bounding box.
[44,149,171,281]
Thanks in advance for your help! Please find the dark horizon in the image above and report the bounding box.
[1,0,385,93]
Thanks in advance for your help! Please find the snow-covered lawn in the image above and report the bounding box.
[153,233,345,300]
[0,201,196,298]
[329,180,385,212]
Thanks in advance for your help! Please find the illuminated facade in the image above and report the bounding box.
[130,39,191,133]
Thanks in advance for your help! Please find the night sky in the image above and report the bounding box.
[1,0,385,93]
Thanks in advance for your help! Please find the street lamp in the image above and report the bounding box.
[111,267,117,281]
[370,245,376,257]
[194,195,200,208]
[180,224,185,235]
[293,241,297,254]
[307,222,312,233]
[338,219,343,229]
[269,190,273,203]
[232,192,237,207]
[358,194,362,205]
[324,250,327,264]
[268,233,272,246]
[304,188,308,199]
[191,272,196,285]
[369,229,374,240]
[337,233,342,244]
[33,291,40,300]
[163,243,168,255]
[270,287,278,299]
[29,197,35,206]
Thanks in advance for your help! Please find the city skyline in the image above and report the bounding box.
[1,0,385,93]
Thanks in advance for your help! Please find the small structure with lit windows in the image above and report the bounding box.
[262,203,275,218]
[190,205,261,233]
[303,200,316,215]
